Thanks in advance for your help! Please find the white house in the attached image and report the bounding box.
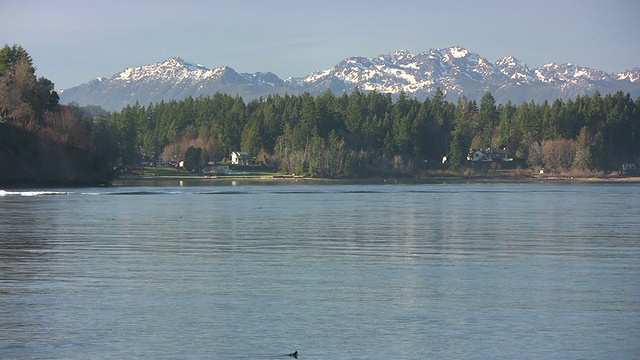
[467,148,513,162]
[231,151,251,165]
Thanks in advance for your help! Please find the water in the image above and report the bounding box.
[1,182,639,359]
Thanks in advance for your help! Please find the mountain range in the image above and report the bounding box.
[58,46,640,111]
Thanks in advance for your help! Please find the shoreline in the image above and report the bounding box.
[2,173,639,189]
[113,173,640,185]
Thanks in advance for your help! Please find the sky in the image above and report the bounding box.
[2,0,639,90]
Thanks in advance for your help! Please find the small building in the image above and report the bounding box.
[156,157,169,167]
[467,148,513,162]
[231,151,251,165]
[620,163,637,176]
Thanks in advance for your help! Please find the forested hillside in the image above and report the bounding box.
[2,44,639,184]
[0,45,117,184]
[107,88,640,177]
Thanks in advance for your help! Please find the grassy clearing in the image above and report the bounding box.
[124,167,283,179]
[125,167,185,178]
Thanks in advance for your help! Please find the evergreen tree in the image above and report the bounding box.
[448,130,467,171]
[497,101,520,154]
[391,92,412,154]
[0,44,118,183]
[0,44,61,122]
[95,83,639,177]
[0,44,32,77]
[573,126,594,171]
[184,146,203,173]
[478,92,498,148]
[241,109,265,157]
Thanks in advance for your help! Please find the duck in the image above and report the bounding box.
[288,351,298,358]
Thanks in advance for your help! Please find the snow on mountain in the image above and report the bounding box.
[613,68,640,83]
[285,46,638,105]
[494,56,535,82]
[59,57,287,110]
[449,46,468,59]
[59,46,640,111]
[111,58,270,85]
[290,46,497,96]
[534,63,612,83]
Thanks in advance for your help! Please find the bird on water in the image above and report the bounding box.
[288,351,298,358]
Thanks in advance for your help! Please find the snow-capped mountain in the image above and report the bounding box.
[494,56,535,82]
[58,47,640,111]
[614,68,640,83]
[288,46,502,97]
[58,57,288,110]
[287,46,639,104]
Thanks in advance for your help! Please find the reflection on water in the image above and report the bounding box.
[1,183,639,359]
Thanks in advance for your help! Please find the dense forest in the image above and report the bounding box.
[107,87,640,177]
[0,45,116,184]
[2,44,639,184]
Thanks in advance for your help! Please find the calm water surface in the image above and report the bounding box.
[1,182,639,359]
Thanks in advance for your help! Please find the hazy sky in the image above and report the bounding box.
[2,0,639,89]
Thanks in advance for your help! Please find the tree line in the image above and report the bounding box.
[2,44,639,182]
[106,87,640,177]
[1,45,116,183]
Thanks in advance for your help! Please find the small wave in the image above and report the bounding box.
[343,190,384,194]
[103,191,181,196]
[0,190,71,197]
[255,189,379,195]
[196,190,253,195]
[271,190,320,195]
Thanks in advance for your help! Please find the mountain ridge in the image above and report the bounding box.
[58,46,640,111]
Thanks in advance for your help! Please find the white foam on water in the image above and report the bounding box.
[0,190,71,197]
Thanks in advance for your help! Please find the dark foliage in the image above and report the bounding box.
[106,88,640,177]
[0,45,117,185]
[2,44,639,183]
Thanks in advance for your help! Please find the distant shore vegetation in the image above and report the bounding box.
[1,44,639,185]
[0,45,116,184]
